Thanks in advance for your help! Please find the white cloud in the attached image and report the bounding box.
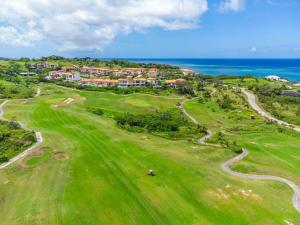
[0,0,208,51]
[218,0,245,13]
[249,47,257,52]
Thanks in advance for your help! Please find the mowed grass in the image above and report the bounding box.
[0,84,299,224]
[184,88,300,182]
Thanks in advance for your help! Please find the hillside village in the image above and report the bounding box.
[43,63,194,88]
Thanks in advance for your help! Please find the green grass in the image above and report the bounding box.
[0,84,299,224]
[257,94,300,126]
[222,78,270,87]
[184,88,300,180]
[0,80,35,99]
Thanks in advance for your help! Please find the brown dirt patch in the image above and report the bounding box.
[53,151,69,161]
[18,147,49,168]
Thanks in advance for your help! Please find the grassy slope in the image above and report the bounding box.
[184,88,300,182]
[258,95,300,126]
[0,80,34,99]
[0,84,299,224]
[223,78,300,126]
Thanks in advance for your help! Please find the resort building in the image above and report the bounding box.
[180,69,194,76]
[47,71,81,81]
[81,67,111,76]
[118,77,147,88]
[165,79,186,88]
[61,65,79,72]
[80,77,148,88]
[123,68,145,75]
[147,68,159,77]
[80,79,118,87]
[31,61,58,70]
[147,78,160,86]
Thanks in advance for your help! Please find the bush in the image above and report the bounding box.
[0,155,9,163]
[115,109,207,139]
[87,107,104,116]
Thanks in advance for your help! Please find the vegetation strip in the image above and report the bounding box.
[242,88,300,132]
[0,98,43,169]
[181,96,300,213]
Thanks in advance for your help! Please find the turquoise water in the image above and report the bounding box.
[125,58,300,82]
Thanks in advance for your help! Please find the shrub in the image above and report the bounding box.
[115,109,207,139]
[87,107,104,116]
[0,155,9,163]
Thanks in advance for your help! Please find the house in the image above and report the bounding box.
[281,90,300,97]
[165,79,186,88]
[47,71,81,81]
[265,75,280,80]
[180,69,194,76]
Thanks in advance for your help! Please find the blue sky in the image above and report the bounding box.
[0,0,299,58]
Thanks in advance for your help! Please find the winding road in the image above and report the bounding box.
[180,93,300,213]
[0,88,43,169]
[242,88,300,132]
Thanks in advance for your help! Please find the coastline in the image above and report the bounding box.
[109,58,300,82]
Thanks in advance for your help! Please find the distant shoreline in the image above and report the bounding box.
[104,58,300,82]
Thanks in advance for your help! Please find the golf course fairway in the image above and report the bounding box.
[0,84,299,225]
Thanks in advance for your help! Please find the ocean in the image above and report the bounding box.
[123,58,300,82]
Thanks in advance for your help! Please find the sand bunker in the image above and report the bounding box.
[53,151,69,161]
[64,98,74,105]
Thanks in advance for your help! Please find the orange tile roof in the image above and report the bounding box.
[134,78,147,81]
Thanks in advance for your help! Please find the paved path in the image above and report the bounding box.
[0,96,43,169]
[242,88,300,132]
[180,95,300,213]
[221,149,300,213]
[35,87,41,97]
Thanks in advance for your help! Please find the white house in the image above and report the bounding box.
[265,75,280,80]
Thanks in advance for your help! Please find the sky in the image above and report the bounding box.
[0,0,299,58]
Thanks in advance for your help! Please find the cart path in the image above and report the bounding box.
[242,88,300,132]
[221,149,300,213]
[0,98,43,169]
[180,95,300,213]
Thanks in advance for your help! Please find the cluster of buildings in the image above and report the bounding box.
[80,77,186,88]
[81,66,160,77]
[45,65,191,88]
[80,66,193,77]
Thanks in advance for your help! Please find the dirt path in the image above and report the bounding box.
[180,95,300,213]
[242,88,300,132]
[0,94,44,169]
